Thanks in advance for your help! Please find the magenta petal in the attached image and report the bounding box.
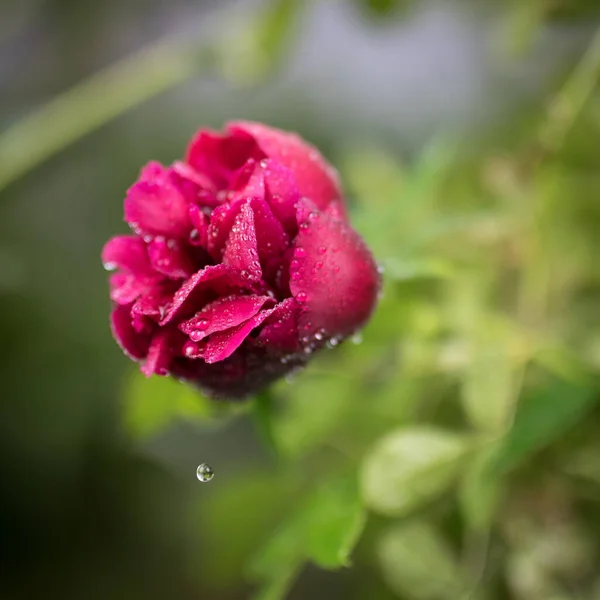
[249,197,289,279]
[160,264,245,326]
[125,166,191,238]
[102,236,150,273]
[222,202,262,281]
[201,307,274,364]
[262,159,301,235]
[290,209,380,341]
[147,237,195,279]
[207,203,240,260]
[227,121,344,213]
[132,282,179,321]
[229,159,265,203]
[185,128,265,188]
[254,297,300,354]
[188,205,210,248]
[109,272,158,305]
[111,304,152,360]
[141,330,173,377]
[179,294,273,342]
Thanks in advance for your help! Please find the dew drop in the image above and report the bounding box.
[314,331,324,341]
[197,319,210,330]
[295,247,306,258]
[196,463,214,482]
[296,291,308,303]
[317,246,327,255]
[351,333,363,345]
[103,262,117,271]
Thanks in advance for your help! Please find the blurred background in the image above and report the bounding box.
[2,0,600,599]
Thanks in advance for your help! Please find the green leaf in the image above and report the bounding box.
[305,474,366,569]
[361,427,472,517]
[272,372,354,458]
[378,521,466,600]
[491,375,599,474]
[248,472,366,583]
[123,369,211,438]
[461,319,520,432]
[250,563,301,600]
[459,445,503,532]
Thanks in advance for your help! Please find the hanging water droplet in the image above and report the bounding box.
[351,332,363,345]
[196,463,214,482]
[103,262,117,271]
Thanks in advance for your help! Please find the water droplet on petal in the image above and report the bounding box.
[196,463,214,482]
[314,331,324,341]
[295,247,306,258]
[103,262,117,271]
[296,291,307,303]
[317,246,327,255]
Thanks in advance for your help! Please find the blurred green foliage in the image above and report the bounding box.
[2,1,600,599]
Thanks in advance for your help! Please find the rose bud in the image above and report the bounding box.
[102,121,380,399]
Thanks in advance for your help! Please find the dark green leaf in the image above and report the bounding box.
[492,376,599,473]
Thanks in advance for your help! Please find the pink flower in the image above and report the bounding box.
[102,122,380,399]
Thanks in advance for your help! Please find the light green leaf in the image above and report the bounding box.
[248,473,366,582]
[123,369,211,438]
[361,427,472,517]
[250,563,301,600]
[378,521,466,600]
[459,445,503,532]
[305,474,366,569]
[491,376,599,474]
[461,319,520,432]
[272,372,353,458]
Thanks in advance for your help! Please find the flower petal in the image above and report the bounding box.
[201,307,275,364]
[102,236,150,273]
[229,158,266,203]
[188,205,210,249]
[147,237,195,279]
[206,202,240,260]
[185,128,265,189]
[109,272,158,305]
[222,202,262,282]
[141,330,175,377]
[263,159,301,235]
[227,121,344,213]
[131,282,179,321]
[254,297,300,354]
[179,294,273,342]
[289,208,380,342]
[160,264,246,326]
[124,163,191,238]
[171,347,306,399]
[111,304,152,360]
[249,197,289,281]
